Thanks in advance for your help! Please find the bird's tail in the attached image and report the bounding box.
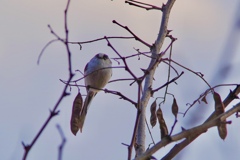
[79,91,95,132]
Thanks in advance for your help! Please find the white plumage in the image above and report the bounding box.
[79,53,112,132]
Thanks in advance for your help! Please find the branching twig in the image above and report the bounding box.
[135,101,240,160]
[104,88,138,107]
[140,37,177,82]
[151,71,184,94]
[112,20,151,48]
[160,85,240,160]
[164,58,212,90]
[68,36,134,45]
[184,83,240,116]
[125,0,162,11]
[105,37,139,81]
[22,0,74,159]
[104,36,144,160]
[113,51,152,60]
[134,0,176,158]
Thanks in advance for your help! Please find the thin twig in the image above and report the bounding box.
[169,118,177,136]
[151,71,184,94]
[56,124,66,160]
[163,43,174,103]
[70,66,125,83]
[37,39,59,65]
[104,88,138,107]
[112,20,151,48]
[125,0,162,11]
[164,58,212,90]
[108,78,135,84]
[105,37,139,80]
[69,36,134,45]
[145,118,155,145]
[22,0,74,159]
[184,83,240,116]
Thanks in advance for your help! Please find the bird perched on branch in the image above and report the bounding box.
[79,53,112,132]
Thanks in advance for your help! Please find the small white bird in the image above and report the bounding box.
[79,53,112,132]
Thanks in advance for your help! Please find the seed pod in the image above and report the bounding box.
[150,100,157,128]
[70,92,83,135]
[213,92,227,140]
[171,98,178,119]
[157,107,168,139]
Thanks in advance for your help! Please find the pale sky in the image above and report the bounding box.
[1,0,240,160]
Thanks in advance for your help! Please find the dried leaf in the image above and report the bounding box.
[150,100,157,128]
[213,92,227,140]
[218,123,227,140]
[201,96,208,104]
[171,98,178,118]
[157,107,168,139]
[70,92,83,135]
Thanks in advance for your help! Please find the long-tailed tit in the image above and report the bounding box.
[79,53,112,132]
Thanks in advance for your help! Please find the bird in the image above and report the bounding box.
[79,53,112,132]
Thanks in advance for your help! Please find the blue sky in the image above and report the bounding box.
[1,0,240,160]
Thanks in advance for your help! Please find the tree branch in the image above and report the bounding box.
[160,85,240,160]
[22,0,73,159]
[135,101,240,160]
[112,20,151,48]
[135,0,176,157]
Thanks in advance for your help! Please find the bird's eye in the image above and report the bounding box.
[103,54,108,60]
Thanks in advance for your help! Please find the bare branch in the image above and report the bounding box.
[112,20,151,48]
[135,102,240,160]
[104,88,138,107]
[68,36,134,45]
[151,71,184,94]
[105,37,139,80]
[135,0,176,157]
[184,84,240,116]
[160,85,240,160]
[125,0,162,11]
[22,0,74,159]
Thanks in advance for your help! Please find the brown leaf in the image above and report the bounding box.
[218,123,227,140]
[150,100,157,128]
[171,98,178,118]
[201,96,208,104]
[157,107,168,139]
[213,92,227,140]
[70,92,83,135]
